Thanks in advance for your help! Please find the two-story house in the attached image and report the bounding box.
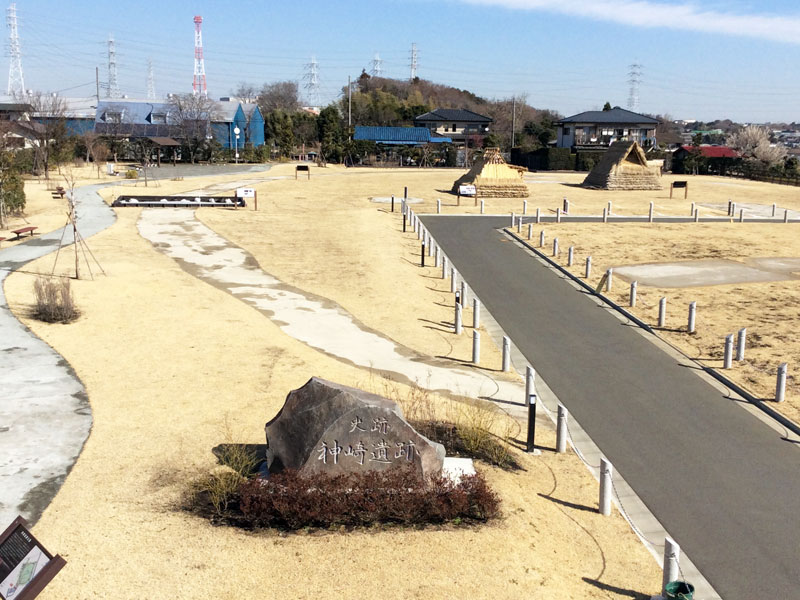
[414,108,492,147]
[556,107,658,149]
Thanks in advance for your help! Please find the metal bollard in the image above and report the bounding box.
[724,334,734,369]
[630,281,637,307]
[776,363,788,402]
[736,327,746,361]
[556,404,568,453]
[605,268,613,291]
[517,217,522,233]
[688,301,696,333]
[661,538,681,598]
[785,209,789,223]
[648,201,654,222]
[454,302,463,334]
[690,201,695,216]
[539,230,545,247]
[658,297,666,327]
[525,366,537,452]
[451,268,457,293]
[461,280,468,306]
[739,208,744,222]
[585,256,592,279]
[527,223,533,240]
[731,202,736,217]
[607,200,612,214]
[727,199,732,216]
[480,199,485,214]
[420,242,425,267]
[473,298,481,328]
[523,199,528,215]
[772,203,777,217]
[442,255,448,279]
[501,336,511,372]
[599,458,612,516]
[472,330,480,364]
[602,207,608,223]
[694,208,699,222]
[428,239,434,257]
[553,238,559,257]
[435,245,440,268]
[567,246,574,267]
[556,207,562,223]
[563,198,569,214]
[391,194,395,212]
[536,207,541,223]
[510,212,515,227]
[437,198,441,214]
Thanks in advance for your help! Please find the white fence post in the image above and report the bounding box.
[567,246,574,267]
[688,301,696,333]
[630,281,637,307]
[724,334,734,369]
[585,256,592,279]
[473,298,481,328]
[776,363,788,402]
[472,330,480,364]
[736,327,746,361]
[556,405,568,453]
[599,458,612,516]
[501,336,511,372]
[658,297,667,327]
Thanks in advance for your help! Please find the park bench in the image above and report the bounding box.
[11,226,37,240]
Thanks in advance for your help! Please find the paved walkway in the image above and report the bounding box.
[420,214,800,600]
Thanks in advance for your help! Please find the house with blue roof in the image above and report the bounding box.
[353,126,451,145]
[94,99,175,137]
[212,100,265,149]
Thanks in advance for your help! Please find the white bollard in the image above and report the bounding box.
[454,302,463,334]
[417,224,422,240]
[517,217,522,233]
[605,268,613,291]
[501,336,511,372]
[437,199,441,214]
[523,199,528,215]
[442,255,449,279]
[688,301,696,333]
[556,405,568,453]
[731,202,736,217]
[607,200,612,215]
[451,268,457,293]
[585,256,592,279]
[694,208,699,222]
[724,334,734,369]
[473,298,481,328]
[539,230,545,247]
[527,223,533,240]
[648,202,654,222]
[511,212,515,226]
[661,538,681,598]
[472,330,480,364]
[772,203,777,217]
[428,238,434,257]
[736,327,746,361]
[630,281,637,307]
[776,363,788,402]
[480,199,485,214]
[567,246,574,267]
[658,297,667,327]
[690,201,695,216]
[556,207,562,223]
[536,207,541,223]
[435,245,440,268]
[599,458,612,516]
[461,280,468,306]
[602,207,608,223]
[553,238,559,257]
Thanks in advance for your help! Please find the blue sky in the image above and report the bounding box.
[8,0,800,122]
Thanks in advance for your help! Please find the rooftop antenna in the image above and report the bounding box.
[627,62,642,112]
[146,58,156,100]
[371,52,383,77]
[107,34,121,98]
[6,3,24,96]
[303,55,321,107]
[192,15,207,96]
[410,43,418,80]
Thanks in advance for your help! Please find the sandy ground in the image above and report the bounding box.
[2,164,664,599]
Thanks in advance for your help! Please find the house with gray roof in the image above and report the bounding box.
[414,108,491,147]
[556,107,658,149]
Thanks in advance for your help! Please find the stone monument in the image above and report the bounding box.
[265,378,445,478]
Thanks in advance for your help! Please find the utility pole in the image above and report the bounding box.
[511,96,516,148]
[348,75,352,127]
[95,66,100,103]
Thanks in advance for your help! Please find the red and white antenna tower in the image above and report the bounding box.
[192,15,207,96]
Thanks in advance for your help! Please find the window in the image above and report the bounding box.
[616,129,624,136]
[151,112,167,124]
[563,127,571,136]
[452,123,457,132]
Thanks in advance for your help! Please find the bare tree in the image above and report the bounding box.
[20,91,68,180]
[258,81,301,113]
[233,82,259,103]
[728,125,787,167]
[167,93,220,164]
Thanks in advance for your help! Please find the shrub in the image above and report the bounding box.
[32,276,78,323]
[238,466,500,530]
[125,169,138,179]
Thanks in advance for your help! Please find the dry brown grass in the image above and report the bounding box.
[32,276,78,323]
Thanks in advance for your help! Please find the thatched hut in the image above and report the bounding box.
[451,147,529,198]
[582,141,662,190]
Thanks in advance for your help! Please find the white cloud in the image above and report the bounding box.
[460,0,800,45]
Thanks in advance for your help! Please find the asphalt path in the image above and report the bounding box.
[421,215,800,600]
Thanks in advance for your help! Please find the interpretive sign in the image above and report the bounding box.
[236,187,256,198]
[265,378,445,478]
[458,184,477,196]
[0,517,65,600]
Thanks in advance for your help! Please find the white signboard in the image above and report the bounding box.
[458,184,477,196]
[236,188,256,198]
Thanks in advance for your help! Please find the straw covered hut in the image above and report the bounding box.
[582,141,662,190]
[451,147,529,198]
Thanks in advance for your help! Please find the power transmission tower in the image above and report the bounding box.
[303,55,321,108]
[147,59,156,100]
[107,34,121,98]
[6,3,24,96]
[192,15,207,96]
[371,53,383,77]
[627,62,642,112]
[409,43,418,80]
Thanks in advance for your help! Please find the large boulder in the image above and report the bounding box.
[265,378,445,478]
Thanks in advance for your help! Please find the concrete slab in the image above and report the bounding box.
[612,259,797,288]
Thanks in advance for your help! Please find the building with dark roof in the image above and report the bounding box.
[353,126,451,145]
[556,107,658,149]
[414,108,491,147]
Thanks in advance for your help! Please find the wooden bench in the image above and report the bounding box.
[11,226,37,240]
